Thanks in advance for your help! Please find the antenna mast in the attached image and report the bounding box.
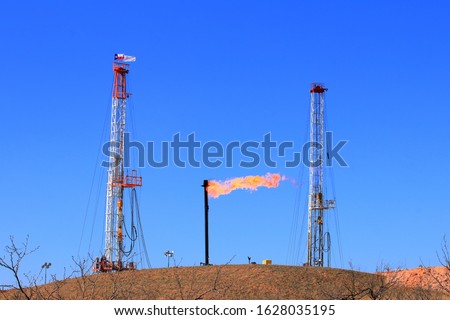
[94,54,142,272]
[307,83,335,267]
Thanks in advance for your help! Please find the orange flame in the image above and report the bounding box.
[207,173,287,198]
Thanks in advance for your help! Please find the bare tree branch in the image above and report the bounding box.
[0,236,39,300]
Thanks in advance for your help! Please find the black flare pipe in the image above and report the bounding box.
[202,180,209,266]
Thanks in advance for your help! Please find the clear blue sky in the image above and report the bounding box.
[1,0,450,284]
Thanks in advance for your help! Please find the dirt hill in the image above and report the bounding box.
[1,264,448,300]
[383,266,450,294]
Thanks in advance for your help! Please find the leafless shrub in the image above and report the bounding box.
[0,236,39,300]
[422,236,450,297]
[324,262,402,300]
[171,256,235,300]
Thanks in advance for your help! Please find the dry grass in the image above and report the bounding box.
[1,264,447,300]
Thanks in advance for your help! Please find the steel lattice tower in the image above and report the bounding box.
[95,57,142,272]
[307,83,335,267]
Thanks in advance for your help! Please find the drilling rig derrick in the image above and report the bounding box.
[93,55,142,272]
[306,83,336,267]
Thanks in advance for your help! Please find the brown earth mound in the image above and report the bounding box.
[1,264,448,300]
[383,266,450,294]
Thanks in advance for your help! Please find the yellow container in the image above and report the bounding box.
[262,259,272,265]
